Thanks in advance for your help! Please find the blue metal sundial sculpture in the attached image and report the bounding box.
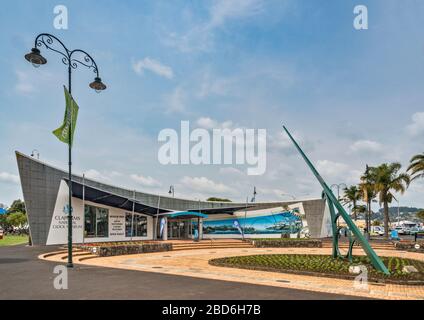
[283,125,389,274]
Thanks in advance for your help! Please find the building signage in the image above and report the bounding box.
[46,180,84,245]
[110,214,125,237]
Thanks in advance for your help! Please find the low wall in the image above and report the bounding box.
[80,243,173,257]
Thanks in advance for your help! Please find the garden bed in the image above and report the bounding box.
[248,238,322,248]
[209,254,424,285]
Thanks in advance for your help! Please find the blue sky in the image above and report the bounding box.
[0,0,423,210]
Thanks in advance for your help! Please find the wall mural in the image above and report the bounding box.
[200,211,303,235]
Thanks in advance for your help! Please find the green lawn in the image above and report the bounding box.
[0,235,29,247]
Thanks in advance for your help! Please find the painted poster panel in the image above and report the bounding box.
[201,211,303,235]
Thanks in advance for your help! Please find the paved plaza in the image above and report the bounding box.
[0,244,361,300]
[41,245,424,300]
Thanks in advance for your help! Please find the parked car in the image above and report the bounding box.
[371,226,385,236]
[409,227,420,235]
[395,226,408,235]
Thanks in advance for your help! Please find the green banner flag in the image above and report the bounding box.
[52,86,79,146]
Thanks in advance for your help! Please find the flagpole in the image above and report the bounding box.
[155,195,161,239]
[67,64,73,268]
[131,190,135,241]
[82,173,85,245]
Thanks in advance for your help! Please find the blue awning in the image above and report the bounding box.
[167,211,208,219]
[0,208,7,215]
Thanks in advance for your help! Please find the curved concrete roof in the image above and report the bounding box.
[15,151,321,211]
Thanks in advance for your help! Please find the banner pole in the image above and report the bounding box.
[82,173,85,245]
[155,195,161,239]
[131,190,135,241]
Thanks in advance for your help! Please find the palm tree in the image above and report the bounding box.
[359,166,377,236]
[342,185,361,220]
[408,152,424,181]
[369,163,410,239]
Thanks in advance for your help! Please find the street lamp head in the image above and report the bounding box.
[24,48,47,67]
[89,77,106,93]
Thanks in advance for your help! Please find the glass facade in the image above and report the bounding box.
[125,213,148,237]
[84,204,109,238]
[167,219,193,239]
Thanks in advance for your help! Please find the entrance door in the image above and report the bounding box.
[168,219,193,239]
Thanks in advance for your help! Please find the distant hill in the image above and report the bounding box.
[378,207,422,215]
[374,207,424,222]
[354,206,423,222]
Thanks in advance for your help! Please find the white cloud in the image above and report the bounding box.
[165,86,187,113]
[406,112,424,137]
[260,187,289,199]
[130,174,162,187]
[316,160,349,179]
[84,169,111,182]
[180,176,235,194]
[15,70,35,94]
[132,57,174,79]
[349,140,383,154]
[0,172,20,184]
[83,170,123,183]
[197,73,233,98]
[316,160,362,186]
[196,117,233,130]
[209,0,264,27]
[163,0,265,52]
[219,167,244,176]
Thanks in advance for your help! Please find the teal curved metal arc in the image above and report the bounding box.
[168,211,208,219]
[282,125,389,275]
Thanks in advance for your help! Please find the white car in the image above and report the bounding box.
[371,226,385,236]
[395,226,408,235]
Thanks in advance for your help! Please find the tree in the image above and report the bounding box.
[408,152,424,182]
[370,163,410,238]
[417,210,424,221]
[0,214,12,230]
[342,185,361,220]
[359,165,378,234]
[372,220,381,226]
[6,212,28,228]
[206,197,232,202]
[7,199,26,214]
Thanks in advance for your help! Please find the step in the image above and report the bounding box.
[173,243,254,248]
[173,245,254,251]
[41,250,68,259]
[77,255,100,262]
[172,241,253,246]
[60,252,95,260]
[41,249,85,259]
[173,245,254,250]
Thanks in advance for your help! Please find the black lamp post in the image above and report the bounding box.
[25,33,106,268]
[251,186,257,203]
[330,183,347,201]
[168,185,175,197]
